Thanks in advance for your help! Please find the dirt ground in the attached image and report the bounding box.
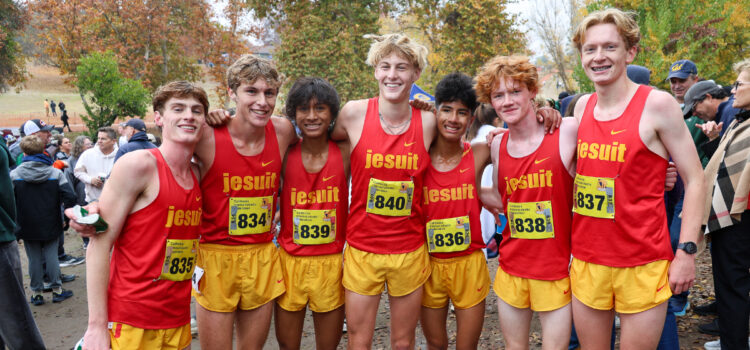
[18,229,720,350]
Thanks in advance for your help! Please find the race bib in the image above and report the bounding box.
[573,175,615,219]
[366,178,413,216]
[426,216,471,253]
[293,209,336,245]
[507,201,555,239]
[159,239,198,281]
[228,196,273,235]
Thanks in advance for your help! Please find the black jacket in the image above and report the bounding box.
[10,159,77,241]
[114,131,156,162]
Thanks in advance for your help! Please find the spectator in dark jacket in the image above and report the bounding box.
[114,118,156,162]
[10,135,77,305]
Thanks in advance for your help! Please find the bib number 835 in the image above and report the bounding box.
[169,257,194,275]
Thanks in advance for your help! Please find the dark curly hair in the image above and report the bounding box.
[435,72,478,114]
[284,77,340,129]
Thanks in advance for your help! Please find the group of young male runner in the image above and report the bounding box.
[68,7,706,350]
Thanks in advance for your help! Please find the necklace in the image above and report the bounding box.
[379,112,410,134]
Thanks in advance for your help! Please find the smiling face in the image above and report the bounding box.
[669,75,698,102]
[490,79,536,126]
[580,23,637,86]
[295,98,332,139]
[155,97,205,144]
[230,79,278,128]
[374,53,421,102]
[436,100,473,142]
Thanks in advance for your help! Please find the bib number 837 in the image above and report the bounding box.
[576,192,605,211]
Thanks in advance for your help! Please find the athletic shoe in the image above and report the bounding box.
[60,255,85,267]
[694,301,718,316]
[674,301,690,317]
[698,319,721,336]
[52,289,73,303]
[30,294,44,306]
[342,320,347,333]
[704,338,750,350]
[61,273,76,283]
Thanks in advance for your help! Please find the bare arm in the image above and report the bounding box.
[272,116,300,159]
[83,152,156,350]
[331,100,367,148]
[421,110,437,152]
[648,91,705,294]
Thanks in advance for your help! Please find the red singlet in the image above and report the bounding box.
[347,97,429,254]
[108,149,202,329]
[279,140,347,256]
[422,142,485,258]
[200,123,281,245]
[497,129,573,280]
[573,85,673,267]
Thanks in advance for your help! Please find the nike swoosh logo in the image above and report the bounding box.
[195,196,201,202]
[476,287,483,292]
[611,129,627,135]
[323,175,335,182]
[459,168,469,173]
[563,289,570,294]
[277,279,283,283]
[404,141,416,147]
[262,160,274,167]
[656,283,667,292]
[534,157,550,165]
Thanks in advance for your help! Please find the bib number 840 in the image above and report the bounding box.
[373,195,406,211]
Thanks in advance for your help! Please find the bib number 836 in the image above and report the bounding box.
[433,231,465,247]
[373,195,406,211]
[237,213,267,229]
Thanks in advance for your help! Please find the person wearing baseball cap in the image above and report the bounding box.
[684,80,742,141]
[114,118,156,162]
[667,59,699,105]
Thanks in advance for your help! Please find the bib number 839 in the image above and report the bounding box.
[373,195,406,211]
[299,224,330,239]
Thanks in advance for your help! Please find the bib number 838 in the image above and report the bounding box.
[513,218,546,233]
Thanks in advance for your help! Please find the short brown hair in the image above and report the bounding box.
[474,55,539,103]
[364,33,428,72]
[573,8,640,52]
[226,55,284,92]
[153,81,209,115]
[20,135,44,155]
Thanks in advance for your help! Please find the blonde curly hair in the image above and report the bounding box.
[364,33,428,72]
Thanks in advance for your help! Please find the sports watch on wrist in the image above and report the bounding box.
[677,242,697,254]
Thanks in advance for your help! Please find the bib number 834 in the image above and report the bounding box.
[237,213,267,229]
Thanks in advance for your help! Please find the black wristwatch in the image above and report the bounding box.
[677,242,698,255]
